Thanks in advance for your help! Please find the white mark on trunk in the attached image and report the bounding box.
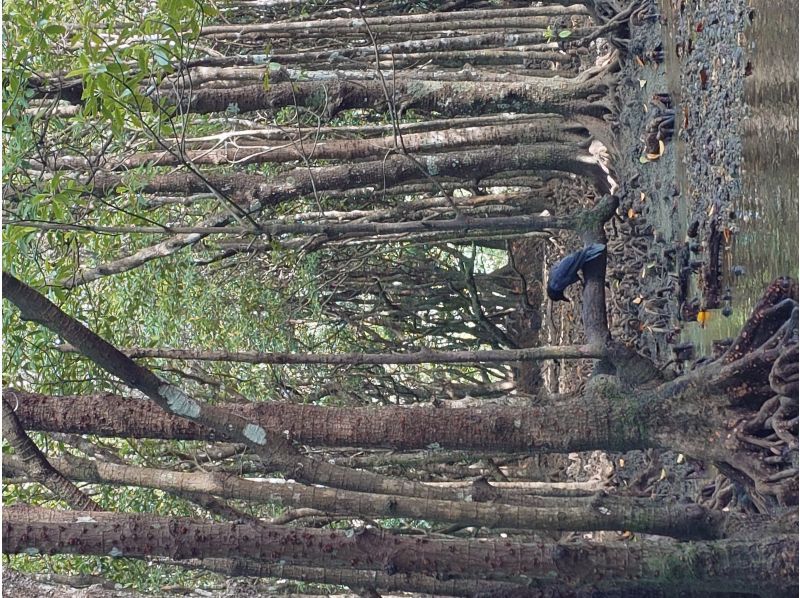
[159,385,201,418]
[243,423,267,445]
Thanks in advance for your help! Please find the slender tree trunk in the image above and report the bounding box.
[53,344,604,364]
[4,453,748,540]
[47,118,586,170]
[54,149,610,288]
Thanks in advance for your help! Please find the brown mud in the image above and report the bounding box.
[510,0,795,501]
[609,0,755,369]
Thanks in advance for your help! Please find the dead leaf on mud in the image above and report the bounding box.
[644,140,665,161]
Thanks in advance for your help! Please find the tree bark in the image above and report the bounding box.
[4,506,796,595]
[6,387,649,452]
[53,344,604,365]
[1,398,101,511]
[199,6,588,38]
[1,273,477,501]
[4,453,743,540]
[167,76,613,120]
[56,145,608,287]
[48,118,585,170]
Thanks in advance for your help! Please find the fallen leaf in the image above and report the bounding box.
[639,79,647,88]
[722,227,732,244]
[633,296,643,305]
[639,155,650,163]
[658,139,665,156]
[676,453,685,464]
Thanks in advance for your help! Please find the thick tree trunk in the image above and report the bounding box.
[168,75,614,120]
[7,279,797,510]
[88,144,607,202]
[5,387,648,452]
[4,506,796,595]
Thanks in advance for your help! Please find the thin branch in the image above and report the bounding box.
[2,397,102,511]
[52,343,607,364]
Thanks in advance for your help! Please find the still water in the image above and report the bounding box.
[669,0,798,352]
[736,0,799,289]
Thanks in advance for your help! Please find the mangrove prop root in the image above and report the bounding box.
[723,277,798,364]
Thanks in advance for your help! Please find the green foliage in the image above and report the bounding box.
[2,0,517,590]
[543,25,572,43]
[6,553,224,593]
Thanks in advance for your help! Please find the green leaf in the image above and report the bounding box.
[558,29,572,39]
[152,46,170,66]
[65,67,90,78]
[43,24,66,35]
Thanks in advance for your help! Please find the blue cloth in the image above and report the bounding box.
[547,243,606,302]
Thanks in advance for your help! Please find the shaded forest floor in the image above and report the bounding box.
[510,0,757,497]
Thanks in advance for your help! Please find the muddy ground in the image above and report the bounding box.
[510,0,758,501]
[611,0,754,364]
